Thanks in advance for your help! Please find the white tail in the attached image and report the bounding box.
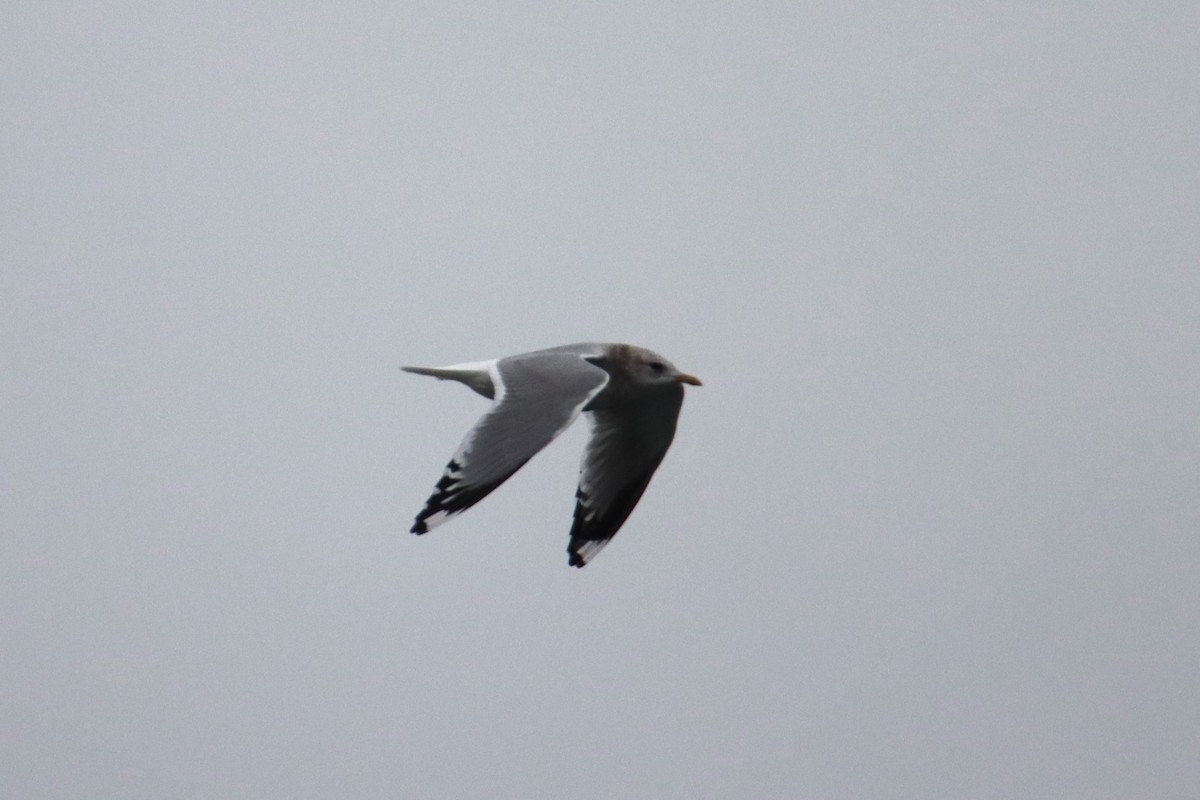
[401,359,498,399]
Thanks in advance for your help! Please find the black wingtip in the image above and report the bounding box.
[410,521,428,535]
[568,552,587,568]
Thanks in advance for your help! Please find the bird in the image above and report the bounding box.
[403,343,701,567]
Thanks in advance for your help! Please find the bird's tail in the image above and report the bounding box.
[401,361,496,399]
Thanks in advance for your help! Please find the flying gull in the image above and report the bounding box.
[403,343,701,567]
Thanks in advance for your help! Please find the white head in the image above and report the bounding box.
[606,344,703,387]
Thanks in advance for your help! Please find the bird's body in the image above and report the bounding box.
[403,343,701,567]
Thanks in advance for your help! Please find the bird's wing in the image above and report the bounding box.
[410,349,609,534]
[567,384,684,567]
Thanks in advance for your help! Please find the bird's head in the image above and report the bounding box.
[623,346,702,387]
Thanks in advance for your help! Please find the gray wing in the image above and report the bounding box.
[567,384,685,567]
[411,348,609,534]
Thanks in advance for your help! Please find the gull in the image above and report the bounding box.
[403,343,701,567]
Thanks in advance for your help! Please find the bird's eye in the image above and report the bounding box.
[648,361,665,372]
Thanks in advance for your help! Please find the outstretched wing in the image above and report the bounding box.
[567,384,685,567]
[410,348,609,534]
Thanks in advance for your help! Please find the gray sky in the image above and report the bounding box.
[3,3,1198,798]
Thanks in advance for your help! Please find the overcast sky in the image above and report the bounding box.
[3,3,1198,798]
